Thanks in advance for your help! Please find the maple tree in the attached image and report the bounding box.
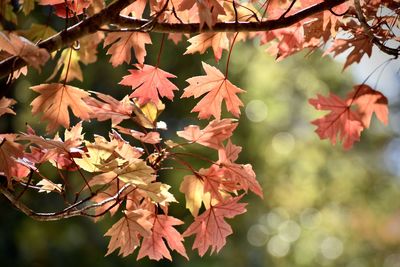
[0,0,399,262]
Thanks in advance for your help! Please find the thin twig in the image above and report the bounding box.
[0,0,347,79]
[354,0,399,57]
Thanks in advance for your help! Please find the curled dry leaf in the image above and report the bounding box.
[0,32,49,71]
[0,97,17,117]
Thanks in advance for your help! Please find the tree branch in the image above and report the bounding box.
[354,0,400,57]
[114,0,347,32]
[0,183,131,221]
[0,0,347,79]
[0,0,135,79]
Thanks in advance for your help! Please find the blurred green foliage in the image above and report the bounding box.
[1,28,399,267]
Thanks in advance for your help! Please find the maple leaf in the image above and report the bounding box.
[0,97,16,117]
[104,209,153,257]
[181,62,245,119]
[221,163,263,198]
[218,139,242,163]
[18,122,84,171]
[177,119,238,149]
[36,179,63,193]
[48,48,83,82]
[74,135,126,173]
[136,182,177,206]
[104,32,152,67]
[30,83,92,132]
[183,196,247,256]
[121,0,147,18]
[137,215,188,261]
[200,166,226,202]
[347,84,388,128]
[18,23,57,43]
[184,33,229,62]
[0,32,50,71]
[115,126,161,144]
[325,33,373,70]
[309,93,364,149]
[119,64,178,105]
[84,92,133,126]
[38,0,92,18]
[0,135,30,188]
[178,0,225,29]
[261,23,305,60]
[180,174,205,217]
[116,159,156,185]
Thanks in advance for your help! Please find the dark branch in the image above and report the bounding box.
[114,0,347,33]
[0,0,347,79]
[354,0,400,57]
[0,183,131,221]
[0,0,135,79]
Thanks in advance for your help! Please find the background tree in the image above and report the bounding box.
[0,0,399,265]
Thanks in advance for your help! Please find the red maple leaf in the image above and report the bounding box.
[119,64,178,105]
[309,93,364,149]
[220,163,263,198]
[38,0,92,18]
[325,27,373,70]
[181,62,244,120]
[137,215,188,261]
[183,196,247,256]
[347,84,388,128]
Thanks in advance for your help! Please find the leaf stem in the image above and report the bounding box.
[225,32,239,78]
[156,34,166,68]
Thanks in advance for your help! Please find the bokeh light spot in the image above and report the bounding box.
[247,224,269,247]
[320,236,344,260]
[300,208,321,229]
[272,132,295,155]
[245,99,268,122]
[278,220,301,243]
[267,235,290,257]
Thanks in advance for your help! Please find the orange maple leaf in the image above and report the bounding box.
[309,93,364,149]
[177,119,237,149]
[0,135,30,188]
[104,209,153,257]
[347,84,388,128]
[183,196,247,256]
[137,215,188,261]
[184,33,229,62]
[119,64,178,105]
[104,32,152,67]
[0,32,49,71]
[177,0,225,29]
[181,62,244,120]
[30,83,92,132]
[0,97,16,117]
[84,92,133,126]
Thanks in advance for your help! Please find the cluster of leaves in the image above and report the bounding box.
[0,0,398,262]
